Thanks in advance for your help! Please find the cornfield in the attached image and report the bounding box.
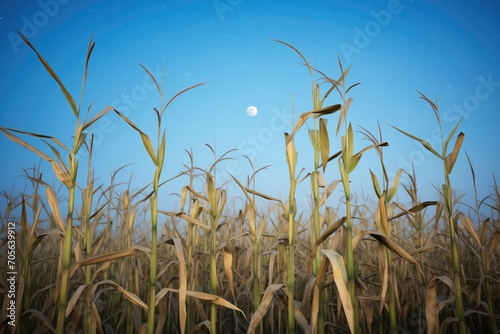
[1,33,499,334]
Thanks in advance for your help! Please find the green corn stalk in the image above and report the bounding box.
[285,131,298,334]
[0,33,112,334]
[115,66,204,334]
[333,63,388,332]
[81,139,94,334]
[231,159,276,334]
[360,124,401,333]
[391,92,466,334]
[464,153,496,333]
[275,39,343,334]
[369,170,402,334]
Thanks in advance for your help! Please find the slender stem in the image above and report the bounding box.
[147,168,159,333]
[386,248,397,334]
[345,197,359,333]
[55,175,76,334]
[287,210,295,334]
[211,217,218,334]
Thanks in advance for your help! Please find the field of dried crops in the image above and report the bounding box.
[1,34,499,334]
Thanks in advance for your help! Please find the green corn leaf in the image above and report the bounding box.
[308,129,320,150]
[442,183,453,215]
[158,130,166,171]
[73,129,87,154]
[206,174,217,215]
[319,118,330,172]
[338,159,350,199]
[346,152,362,173]
[345,123,355,164]
[386,168,402,202]
[370,169,383,198]
[285,133,298,177]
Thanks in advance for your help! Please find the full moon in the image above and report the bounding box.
[246,106,258,117]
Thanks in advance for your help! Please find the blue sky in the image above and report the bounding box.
[1,0,499,215]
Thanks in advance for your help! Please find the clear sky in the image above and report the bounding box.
[1,0,499,215]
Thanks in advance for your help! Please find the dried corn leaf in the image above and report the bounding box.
[247,284,284,333]
[368,231,423,277]
[223,246,235,299]
[457,213,481,246]
[93,279,148,311]
[18,32,78,117]
[66,284,87,317]
[80,246,151,267]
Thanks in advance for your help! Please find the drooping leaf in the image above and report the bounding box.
[389,201,437,221]
[367,231,423,277]
[18,32,79,118]
[114,109,157,165]
[425,276,456,334]
[417,91,440,124]
[390,124,442,159]
[313,250,354,334]
[246,284,284,333]
[82,106,113,131]
[156,288,245,316]
[162,82,207,114]
[286,111,314,145]
[93,279,148,311]
[140,64,162,96]
[312,103,342,116]
[66,284,88,317]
